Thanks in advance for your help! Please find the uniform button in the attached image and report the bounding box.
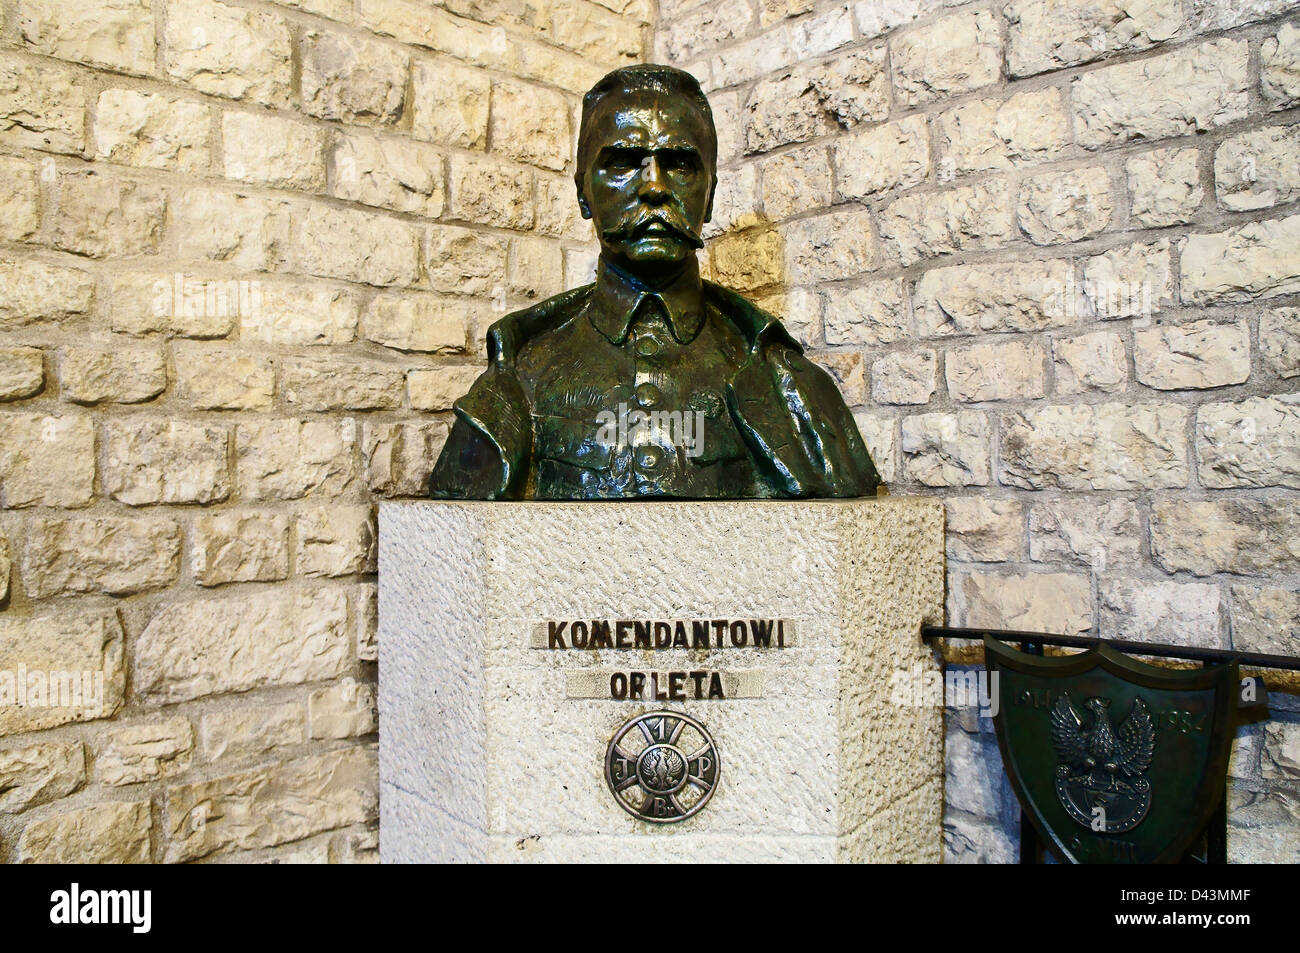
[635,335,661,356]
[635,382,661,408]
[636,446,663,469]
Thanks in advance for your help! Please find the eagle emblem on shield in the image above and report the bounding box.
[984,635,1239,864]
[1051,693,1155,833]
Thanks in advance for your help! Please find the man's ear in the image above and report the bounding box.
[575,173,592,220]
[703,173,716,223]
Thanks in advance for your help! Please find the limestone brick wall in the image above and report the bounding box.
[656,0,1300,862]
[0,0,647,862]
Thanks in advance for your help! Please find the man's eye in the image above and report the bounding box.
[604,150,641,171]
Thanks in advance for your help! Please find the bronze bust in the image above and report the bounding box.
[428,65,880,500]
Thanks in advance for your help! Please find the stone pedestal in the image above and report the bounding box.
[378,498,945,863]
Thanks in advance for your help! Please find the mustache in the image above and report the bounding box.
[601,210,704,249]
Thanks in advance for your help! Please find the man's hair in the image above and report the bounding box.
[576,64,717,174]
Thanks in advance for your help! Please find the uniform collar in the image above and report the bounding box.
[588,256,706,346]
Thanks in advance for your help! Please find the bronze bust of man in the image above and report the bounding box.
[428,65,880,500]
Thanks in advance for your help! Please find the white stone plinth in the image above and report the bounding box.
[379,498,945,863]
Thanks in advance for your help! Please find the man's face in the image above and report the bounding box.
[577,90,715,280]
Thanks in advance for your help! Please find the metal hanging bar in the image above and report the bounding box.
[921,626,1300,672]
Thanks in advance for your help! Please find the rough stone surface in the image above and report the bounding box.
[0,55,88,153]
[915,259,1073,336]
[1030,499,1142,569]
[169,189,291,273]
[823,281,909,347]
[104,419,230,505]
[1082,240,1173,319]
[1000,403,1189,490]
[1071,40,1249,149]
[834,115,930,199]
[428,227,510,296]
[490,82,570,172]
[0,742,84,812]
[1099,578,1224,648]
[1052,331,1127,394]
[236,419,356,501]
[950,570,1092,635]
[412,59,489,148]
[284,357,404,411]
[97,718,193,786]
[301,29,406,126]
[1260,23,1300,110]
[901,412,991,486]
[1231,585,1300,657]
[1260,308,1300,379]
[1180,215,1300,304]
[380,499,945,862]
[174,344,274,410]
[946,339,1046,402]
[0,261,95,331]
[242,284,359,347]
[1126,147,1204,228]
[1152,499,1300,576]
[871,350,935,406]
[48,172,165,259]
[0,347,44,401]
[881,182,1012,265]
[332,135,445,218]
[17,0,156,76]
[60,346,167,405]
[761,146,831,221]
[200,702,305,762]
[784,209,878,284]
[164,0,292,106]
[1017,167,1113,246]
[191,511,290,586]
[0,413,95,508]
[163,747,376,862]
[1005,0,1183,77]
[135,588,350,703]
[363,294,469,353]
[408,365,482,411]
[448,154,534,230]
[1197,394,1300,489]
[18,799,151,863]
[934,88,1069,175]
[364,421,450,497]
[1215,125,1300,212]
[298,505,376,577]
[945,499,1024,563]
[310,678,377,739]
[1134,320,1250,390]
[0,609,124,735]
[294,204,422,287]
[852,410,896,484]
[23,515,181,597]
[224,111,326,191]
[94,89,210,172]
[890,9,1001,107]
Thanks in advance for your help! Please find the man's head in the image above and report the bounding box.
[575,65,718,281]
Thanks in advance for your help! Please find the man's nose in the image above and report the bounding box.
[637,156,670,203]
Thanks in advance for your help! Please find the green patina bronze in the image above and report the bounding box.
[985,636,1238,864]
[428,64,879,500]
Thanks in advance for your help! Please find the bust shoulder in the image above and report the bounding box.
[485,284,593,369]
[702,280,802,356]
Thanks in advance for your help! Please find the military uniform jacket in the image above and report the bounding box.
[427,260,880,500]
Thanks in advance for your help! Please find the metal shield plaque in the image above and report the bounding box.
[985,636,1237,864]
